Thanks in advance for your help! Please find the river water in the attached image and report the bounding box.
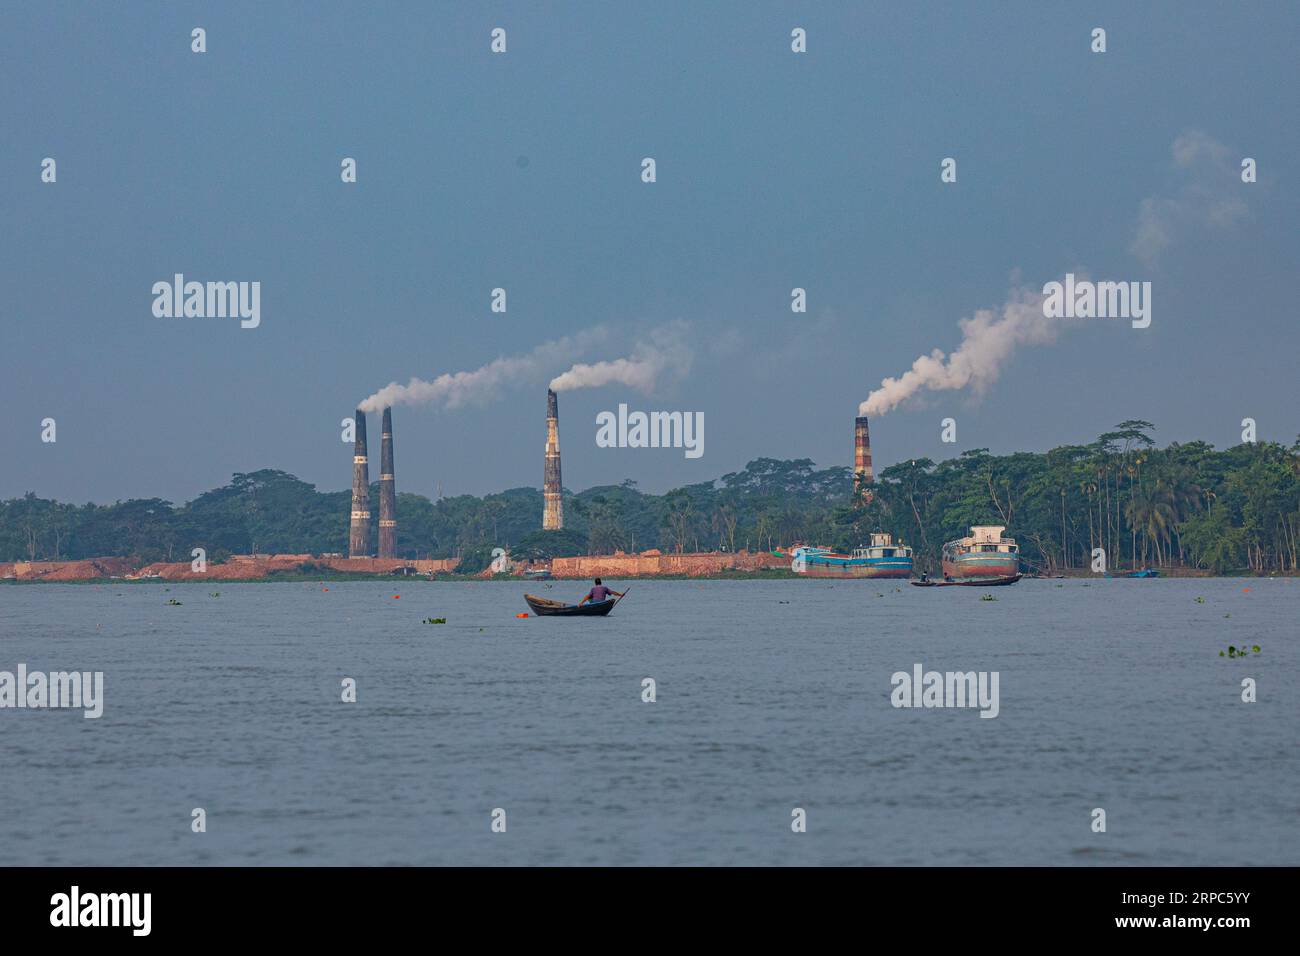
[0,577,1295,865]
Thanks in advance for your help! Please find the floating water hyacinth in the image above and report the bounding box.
[1220,645,1262,658]
[423,617,446,624]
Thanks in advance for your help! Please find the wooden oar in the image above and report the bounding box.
[611,586,631,611]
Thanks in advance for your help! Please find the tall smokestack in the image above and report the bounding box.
[349,409,371,557]
[854,415,874,501]
[378,407,396,558]
[543,388,563,530]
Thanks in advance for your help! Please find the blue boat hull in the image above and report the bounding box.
[798,555,914,579]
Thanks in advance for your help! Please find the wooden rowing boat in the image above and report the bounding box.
[524,594,617,617]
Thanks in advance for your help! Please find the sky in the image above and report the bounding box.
[3,1,1298,505]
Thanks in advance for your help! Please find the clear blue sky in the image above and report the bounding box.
[3,1,1297,504]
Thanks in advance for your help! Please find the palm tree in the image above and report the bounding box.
[1078,474,1099,561]
[1126,488,1175,567]
[1152,465,1201,565]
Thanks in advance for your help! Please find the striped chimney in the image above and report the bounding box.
[349,409,371,557]
[378,406,397,558]
[854,415,874,501]
[542,389,563,530]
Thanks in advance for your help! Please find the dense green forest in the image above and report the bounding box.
[3,422,1298,574]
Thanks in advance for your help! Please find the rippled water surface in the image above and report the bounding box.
[1,577,1295,865]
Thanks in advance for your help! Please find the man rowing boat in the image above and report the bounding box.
[577,578,624,606]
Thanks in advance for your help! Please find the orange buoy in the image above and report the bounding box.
[393,594,400,599]
[1242,587,1250,593]
[516,612,529,618]
[322,587,329,592]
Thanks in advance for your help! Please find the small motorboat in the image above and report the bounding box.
[1108,568,1160,578]
[524,594,617,617]
[911,574,1023,588]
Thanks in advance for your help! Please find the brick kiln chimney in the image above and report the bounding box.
[349,409,371,557]
[543,388,563,530]
[378,406,396,558]
[854,415,874,501]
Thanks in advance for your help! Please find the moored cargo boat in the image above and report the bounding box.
[788,533,914,579]
[941,526,1020,581]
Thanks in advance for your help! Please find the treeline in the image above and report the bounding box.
[3,422,1298,575]
[856,422,1300,575]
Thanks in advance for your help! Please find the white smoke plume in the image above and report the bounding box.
[1130,130,1248,268]
[359,329,607,413]
[861,132,1244,418]
[549,320,693,393]
[860,286,1061,417]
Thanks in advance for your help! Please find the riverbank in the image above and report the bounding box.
[3,555,1291,584]
[2,568,805,585]
[0,549,792,582]
[0,554,458,583]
